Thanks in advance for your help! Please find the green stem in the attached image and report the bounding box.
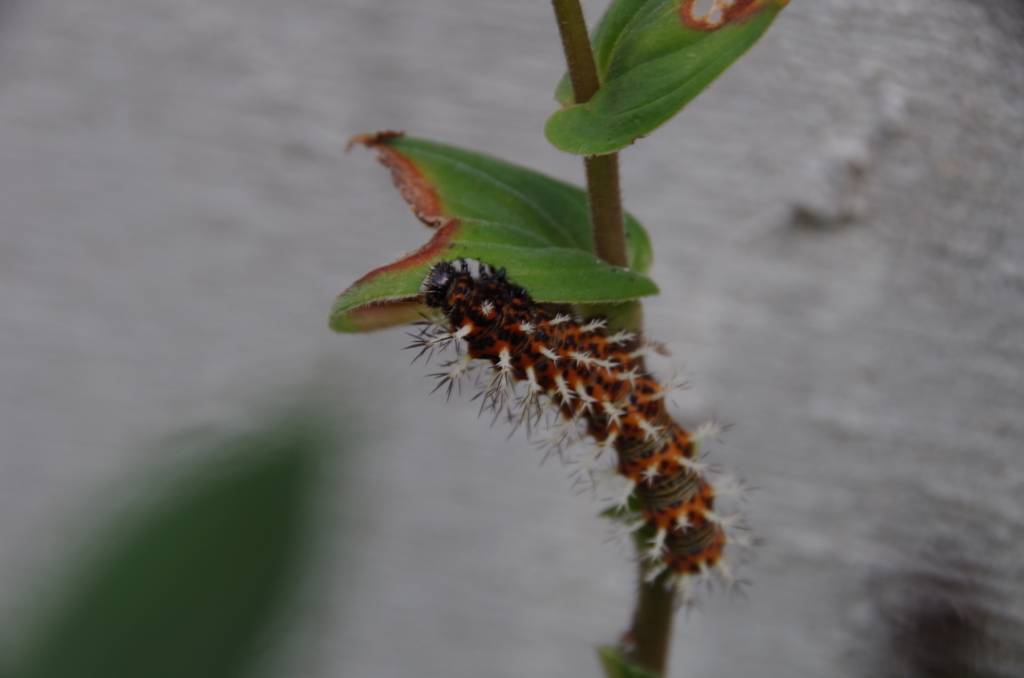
[584,153,628,268]
[550,0,601,103]
[551,1,673,676]
[627,577,675,676]
[550,0,628,269]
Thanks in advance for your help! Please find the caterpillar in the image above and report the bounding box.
[414,259,749,597]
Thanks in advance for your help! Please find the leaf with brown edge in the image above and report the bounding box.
[548,0,789,155]
[330,133,657,333]
[345,131,445,224]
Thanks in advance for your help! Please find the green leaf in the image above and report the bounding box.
[331,133,657,333]
[598,646,663,678]
[10,422,328,678]
[547,0,789,155]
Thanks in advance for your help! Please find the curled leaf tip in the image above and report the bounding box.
[681,0,787,31]
[331,299,427,333]
[347,130,444,223]
[329,220,462,332]
[344,130,405,152]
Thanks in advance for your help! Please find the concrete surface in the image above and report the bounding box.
[1,0,1022,676]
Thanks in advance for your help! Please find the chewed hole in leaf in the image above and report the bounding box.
[693,0,723,25]
[681,0,773,31]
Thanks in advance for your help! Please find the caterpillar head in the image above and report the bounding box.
[422,260,458,309]
[422,259,507,310]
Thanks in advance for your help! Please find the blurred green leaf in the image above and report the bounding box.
[331,133,657,333]
[10,422,328,678]
[598,645,662,678]
[548,0,788,155]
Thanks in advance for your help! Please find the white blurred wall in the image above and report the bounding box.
[0,0,1022,676]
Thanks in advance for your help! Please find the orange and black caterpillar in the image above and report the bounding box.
[415,259,748,596]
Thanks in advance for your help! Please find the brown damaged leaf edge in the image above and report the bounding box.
[346,131,444,225]
[681,0,788,31]
[345,218,459,289]
[332,219,460,330]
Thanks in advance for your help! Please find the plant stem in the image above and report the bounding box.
[550,0,628,269]
[627,577,675,676]
[551,0,601,103]
[551,1,674,676]
[584,154,629,267]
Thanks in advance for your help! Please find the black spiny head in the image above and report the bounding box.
[422,261,458,309]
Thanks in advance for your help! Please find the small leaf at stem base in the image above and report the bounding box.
[599,645,663,678]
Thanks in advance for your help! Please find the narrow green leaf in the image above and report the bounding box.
[331,133,657,333]
[599,645,663,678]
[10,422,328,678]
[547,0,789,155]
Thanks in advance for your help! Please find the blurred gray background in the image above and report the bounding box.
[1,0,1022,676]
